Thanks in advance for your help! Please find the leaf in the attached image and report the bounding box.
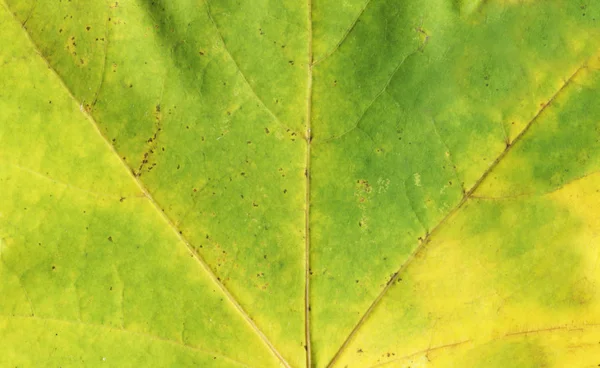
[1,0,600,367]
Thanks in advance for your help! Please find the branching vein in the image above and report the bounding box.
[312,0,373,66]
[318,34,429,145]
[1,3,291,367]
[326,61,588,368]
[204,0,293,134]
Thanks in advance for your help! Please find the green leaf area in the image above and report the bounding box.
[1,0,600,367]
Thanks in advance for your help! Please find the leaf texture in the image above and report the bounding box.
[1,0,600,367]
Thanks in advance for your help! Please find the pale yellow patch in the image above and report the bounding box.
[413,173,421,187]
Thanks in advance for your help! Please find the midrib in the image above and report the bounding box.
[304,0,314,366]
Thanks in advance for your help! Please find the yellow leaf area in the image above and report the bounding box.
[330,63,600,366]
[334,178,600,367]
[2,0,600,367]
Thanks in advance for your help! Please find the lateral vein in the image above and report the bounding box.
[1,3,291,367]
[326,60,588,368]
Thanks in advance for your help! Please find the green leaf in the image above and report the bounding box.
[1,0,600,367]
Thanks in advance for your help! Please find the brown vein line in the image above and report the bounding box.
[504,322,600,337]
[368,321,600,368]
[0,315,255,368]
[312,0,373,66]
[366,339,471,368]
[305,0,314,366]
[505,326,567,337]
[1,4,291,367]
[326,62,587,368]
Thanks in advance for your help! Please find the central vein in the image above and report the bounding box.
[304,0,314,366]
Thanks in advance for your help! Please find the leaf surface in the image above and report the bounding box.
[1,0,600,367]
